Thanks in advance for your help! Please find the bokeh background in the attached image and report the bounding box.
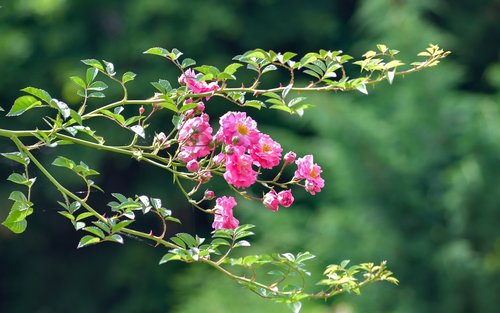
[1,0,499,312]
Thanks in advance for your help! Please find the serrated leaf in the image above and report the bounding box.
[111,220,134,233]
[262,64,277,74]
[81,59,104,71]
[21,87,52,103]
[122,71,136,84]
[6,96,42,116]
[77,235,100,248]
[170,237,186,248]
[223,63,243,75]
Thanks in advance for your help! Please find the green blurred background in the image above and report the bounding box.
[1,0,499,312]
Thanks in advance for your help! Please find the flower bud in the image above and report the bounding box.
[204,190,215,200]
[200,171,212,183]
[284,151,296,164]
[186,159,200,172]
[139,105,145,116]
[263,191,279,212]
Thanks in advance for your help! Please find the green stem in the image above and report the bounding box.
[11,136,107,223]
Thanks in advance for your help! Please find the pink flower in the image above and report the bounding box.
[284,151,296,164]
[179,69,220,95]
[223,147,257,189]
[277,190,294,207]
[178,113,213,161]
[305,179,324,195]
[263,190,279,211]
[186,159,200,172]
[212,196,239,230]
[294,154,325,195]
[250,134,282,169]
[215,112,260,148]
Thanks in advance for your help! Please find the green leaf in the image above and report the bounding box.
[77,235,100,248]
[52,156,76,169]
[7,173,34,187]
[21,87,52,103]
[223,63,243,75]
[170,237,186,248]
[181,58,196,68]
[84,226,105,238]
[176,233,197,248]
[8,191,28,203]
[86,68,98,84]
[81,59,104,71]
[111,220,134,233]
[122,71,136,84]
[75,212,94,221]
[130,125,145,139]
[179,102,198,113]
[102,60,115,76]
[51,99,71,119]
[143,47,169,57]
[243,100,265,110]
[69,110,83,125]
[6,96,42,116]
[2,219,27,234]
[159,101,178,113]
[0,106,4,111]
[88,92,105,98]
[159,253,181,264]
[106,234,124,244]
[172,115,183,129]
[262,64,277,74]
[233,240,251,248]
[70,76,86,89]
[88,81,108,91]
[1,152,29,166]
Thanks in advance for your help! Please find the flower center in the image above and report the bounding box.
[310,167,319,178]
[236,123,249,135]
[262,144,271,152]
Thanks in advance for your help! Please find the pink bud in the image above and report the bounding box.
[204,190,215,200]
[186,159,200,172]
[263,191,279,212]
[277,190,294,207]
[139,105,145,115]
[284,151,296,164]
[196,102,205,112]
[200,171,212,183]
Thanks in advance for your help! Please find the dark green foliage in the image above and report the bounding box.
[0,1,499,313]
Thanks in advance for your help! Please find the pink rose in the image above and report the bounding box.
[212,196,239,230]
[179,69,220,97]
[223,148,257,189]
[277,190,294,207]
[263,190,279,211]
[294,154,325,195]
[250,134,282,169]
[215,112,260,148]
[178,113,213,161]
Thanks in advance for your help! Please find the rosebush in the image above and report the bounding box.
[0,44,448,311]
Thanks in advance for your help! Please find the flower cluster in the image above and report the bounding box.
[175,70,325,230]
